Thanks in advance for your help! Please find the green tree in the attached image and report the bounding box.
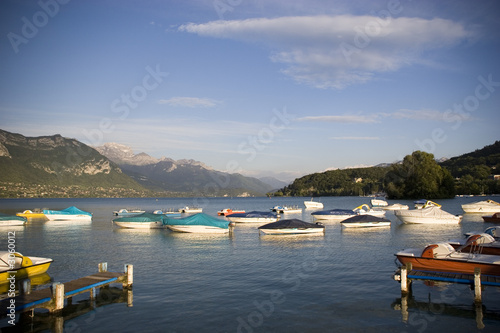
[384,151,455,199]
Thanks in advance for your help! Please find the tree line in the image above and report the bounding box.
[273,141,500,199]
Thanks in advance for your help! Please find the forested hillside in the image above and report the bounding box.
[274,141,500,199]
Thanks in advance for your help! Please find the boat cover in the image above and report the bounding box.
[43,206,92,216]
[258,219,324,230]
[163,213,229,229]
[395,206,456,218]
[0,212,26,222]
[113,213,164,223]
[340,214,390,224]
[226,211,277,218]
[311,209,354,216]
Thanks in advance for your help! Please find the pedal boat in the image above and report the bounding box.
[0,251,53,283]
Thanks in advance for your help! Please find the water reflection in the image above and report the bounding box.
[0,273,52,295]
[391,293,500,330]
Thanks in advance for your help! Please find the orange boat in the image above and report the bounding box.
[395,241,500,276]
[217,208,245,216]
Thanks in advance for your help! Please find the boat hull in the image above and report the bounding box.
[482,215,500,223]
[304,202,323,209]
[312,214,355,221]
[259,228,324,235]
[0,256,53,283]
[0,220,26,226]
[45,214,92,221]
[394,215,461,224]
[167,225,229,233]
[16,210,46,218]
[113,221,165,229]
[396,254,500,276]
[341,222,391,228]
[226,217,278,223]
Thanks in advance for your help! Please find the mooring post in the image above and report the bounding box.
[51,282,65,312]
[123,264,133,288]
[99,262,108,272]
[400,265,408,295]
[474,267,482,303]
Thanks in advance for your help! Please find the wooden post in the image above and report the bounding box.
[401,265,408,295]
[52,282,65,312]
[123,264,133,288]
[90,287,96,300]
[474,268,482,303]
[99,262,108,272]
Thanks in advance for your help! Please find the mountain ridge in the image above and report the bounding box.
[95,142,274,196]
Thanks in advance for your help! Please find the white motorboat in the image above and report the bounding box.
[303,198,324,209]
[167,225,229,233]
[113,208,145,216]
[394,201,461,224]
[226,211,278,223]
[383,203,409,211]
[43,206,92,221]
[271,205,302,214]
[353,204,386,217]
[113,213,165,229]
[258,219,325,235]
[461,200,500,213]
[370,198,388,207]
[178,206,203,214]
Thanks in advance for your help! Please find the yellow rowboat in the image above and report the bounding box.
[16,209,47,219]
[0,251,53,283]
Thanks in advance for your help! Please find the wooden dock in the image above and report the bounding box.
[393,263,500,303]
[0,263,133,316]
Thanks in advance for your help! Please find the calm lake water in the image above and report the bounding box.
[1,196,500,332]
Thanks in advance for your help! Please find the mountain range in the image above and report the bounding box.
[0,129,285,198]
[94,142,281,196]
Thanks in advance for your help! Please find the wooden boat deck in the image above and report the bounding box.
[0,267,131,316]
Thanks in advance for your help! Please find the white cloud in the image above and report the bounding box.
[389,108,448,121]
[297,115,379,123]
[330,136,380,140]
[158,97,221,108]
[179,15,472,89]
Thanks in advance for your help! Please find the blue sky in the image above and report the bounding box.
[1,0,499,182]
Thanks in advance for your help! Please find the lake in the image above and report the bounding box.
[1,195,500,332]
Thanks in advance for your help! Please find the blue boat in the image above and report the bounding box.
[164,213,230,233]
[43,206,92,221]
[113,213,165,229]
